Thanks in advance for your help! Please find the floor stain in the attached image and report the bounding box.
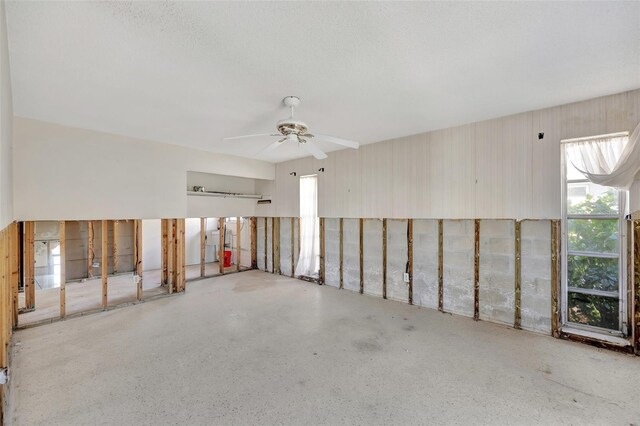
[353,338,383,353]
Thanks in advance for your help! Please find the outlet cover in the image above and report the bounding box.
[403,272,410,283]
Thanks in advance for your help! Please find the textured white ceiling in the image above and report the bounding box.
[5,1,640,163]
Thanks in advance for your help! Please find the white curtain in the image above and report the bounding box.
[566,121,640,189]
[295,175,319,277]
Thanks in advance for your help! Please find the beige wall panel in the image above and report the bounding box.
[361,142,393,218]
[334,148,362,218]
[560,96,607,141]
[392,134,430,219]
[316,155,335,218]
[532,106,562,218]
[429,125,475,218]
[275,160,300,218]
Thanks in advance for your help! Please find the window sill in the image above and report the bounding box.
[560,326,632,349]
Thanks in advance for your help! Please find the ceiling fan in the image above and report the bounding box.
[224,96,359,160]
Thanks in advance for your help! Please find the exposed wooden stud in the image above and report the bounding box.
[5,229,9,345]
[633,220,640,354]
[132,220,138,272]
[161,219,168,285]
[270,217,275,273]
[5,229,9,356]
[514,220,522,329]
[319,217,325,284]
[168,219,176,292]
[1,229,8,369]
[290,217,295,277]
[438,219,443,311]
[112,220,119,274]
[273,217,280,275]
[200,218,206,278]
[382,218,387,299]
[135,220,143,300]
[17,221,23,303]
[219,217,226,275]
[237,217,242,272]
[10,223,19,327]
[250,217,257,269]
[176,219,185,292]
[24,221,35,310]
[627,220,633,344]
[408,219,413,305]
[264,217,268,271]
[59,221,66,318]
[101,220,108,309]
[87,221,94,278]
[474,219,480,321]
[181,220,186,290]
[173,219,180,290]
[359,218,364,294]
[339,218,344,290]
[551,219,561,338]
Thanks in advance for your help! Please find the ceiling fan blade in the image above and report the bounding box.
[313,133,359,149]
[257,138,286,155]
[223,133,280,140]
[301,141,328,160]
[300,133,314,139]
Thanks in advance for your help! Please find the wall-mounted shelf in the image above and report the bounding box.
[187,191,262,200]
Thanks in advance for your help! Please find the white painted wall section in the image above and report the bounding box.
[12,118,275,221]
[0,0,13,229]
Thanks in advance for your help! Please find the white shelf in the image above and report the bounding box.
[187,191,262,200]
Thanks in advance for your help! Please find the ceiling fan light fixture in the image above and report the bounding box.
[224,95,359,160]
[277,118,308,135]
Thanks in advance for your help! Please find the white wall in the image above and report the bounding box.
[142,219,161,272]
[185,218,201,266]
[187,171,257,194]
[186,171,261,218]
[273,89,640,219]
[255,179,276,217]
[186,196,256,219]
[0,0,13,229]
[12,117,275,221]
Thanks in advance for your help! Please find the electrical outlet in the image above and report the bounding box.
[403,272,410,283]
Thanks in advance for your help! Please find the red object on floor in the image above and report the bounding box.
[223,250,232,267]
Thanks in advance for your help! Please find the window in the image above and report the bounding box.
[562,134,628,335]
[295,175,319,278]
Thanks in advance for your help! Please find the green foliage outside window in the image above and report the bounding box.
[567,192,619,330]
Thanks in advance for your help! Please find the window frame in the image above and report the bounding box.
[560,133,629,337]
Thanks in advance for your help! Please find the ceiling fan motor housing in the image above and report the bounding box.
[224,95,357,159]
[277,118,308,136]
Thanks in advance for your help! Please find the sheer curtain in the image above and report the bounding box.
[565,121,640,189]
[295,175,319,277]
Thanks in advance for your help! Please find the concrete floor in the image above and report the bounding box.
[9,271,640,425]
[17,263,246,326]
[18,271,167,326]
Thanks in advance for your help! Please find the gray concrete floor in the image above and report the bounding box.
[8,271,640,425]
